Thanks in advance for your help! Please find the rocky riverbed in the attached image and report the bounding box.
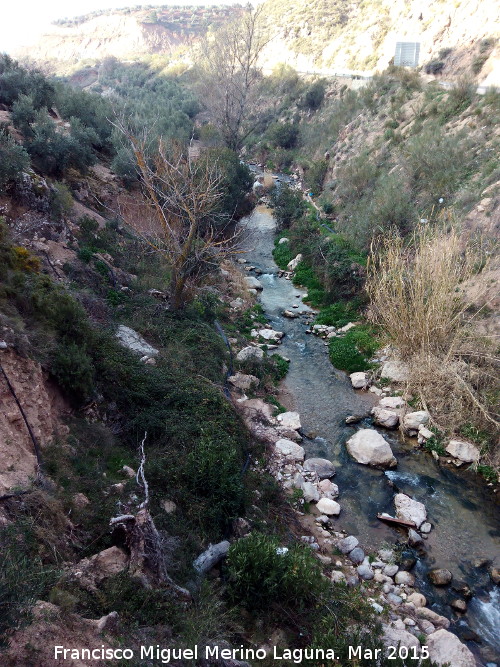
[235,204,500,665]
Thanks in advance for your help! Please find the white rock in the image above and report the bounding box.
[258,328,284,341]
[379,396,406,409]
[445,440,480,463]
[346,429,397,468]
[394,493,427,529]
[403,411,430,434]
[350,372,368,389]
[116,325,159,357]
[420,522,432,533]
[274,439,305,462]
[277,411,301,430]
[395,571,415,586]
[380,361,410,382]
[338,322,356,333]
[318,478,339,499]
[371,407,399,428]
[316,498,341,515]
[301,481,320,502]
[303,458,336,479]
[331,570,346,583]
[228,372,260,391]
[236,346,264,362]
[417,425,434,444]
[278,237,289,244]
[382,624,420,651]
[426,629,476,667]
[244,276,263,290]
[287,254,303,271]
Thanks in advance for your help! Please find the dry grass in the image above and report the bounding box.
[367,217,499,443]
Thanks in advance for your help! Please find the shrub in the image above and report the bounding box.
[0,129,30,193]
[425,60,445,75]
[305,159,327,193]
[50,342,95,404]
[181,435,246,533]
[226,533,328,610]
[302,81,326,110]
[328,325,377,373]
[270,184,305,229]
[50,182,73,219]
[269,122,300,149]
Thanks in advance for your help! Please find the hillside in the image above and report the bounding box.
[259,0,500,83]
[14,5,242,73]
[14,0,500,84]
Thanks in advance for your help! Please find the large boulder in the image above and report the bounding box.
[403,411,430,434]
[426,629,476,667]
[338,535,359,554]
[318,478,339,499]
[382,623,420,651]
[236,346,264,362]
[350,372,368,389]
[428,568,453,586]
[416,607,450,630]
[346,429,397,468]
[394,493,427,529]
[244,276,263,290]
[371,407,399,429]
[301,481,320,502]
[380,361,409,382]
[287,254,303,271]
[277,411,301,430]
[303,458,336,479]
[258,328,284,341]
[316,498,341,516]
[116,325,159,357]
[228,372,260,391]
[445,440,480,463]
[274,439,305,462]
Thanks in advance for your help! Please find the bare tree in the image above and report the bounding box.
[199,5,269,151]
[118,132,237,310]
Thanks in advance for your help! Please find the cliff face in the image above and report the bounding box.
[15,13,196,67]
[259,0,500,82]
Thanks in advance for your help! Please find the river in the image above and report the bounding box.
[239,204,500,665]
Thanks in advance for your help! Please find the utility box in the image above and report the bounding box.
[394,42,421,67]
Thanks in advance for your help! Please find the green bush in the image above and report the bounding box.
[272,238,293,269]
[226,533,328,610]
[0,129,30,193]
[270,184,305,229]
[305,159,328,193]
[269,122,300,149]
[51,342,95,404]
[301,81,326,110]
[328,325,378,373]
[181,435,246,533]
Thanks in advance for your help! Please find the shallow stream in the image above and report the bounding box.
[239,205,500,664]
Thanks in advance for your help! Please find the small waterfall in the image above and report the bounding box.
[468,589,500,655]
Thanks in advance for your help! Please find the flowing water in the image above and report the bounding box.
[239,205,500,664]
